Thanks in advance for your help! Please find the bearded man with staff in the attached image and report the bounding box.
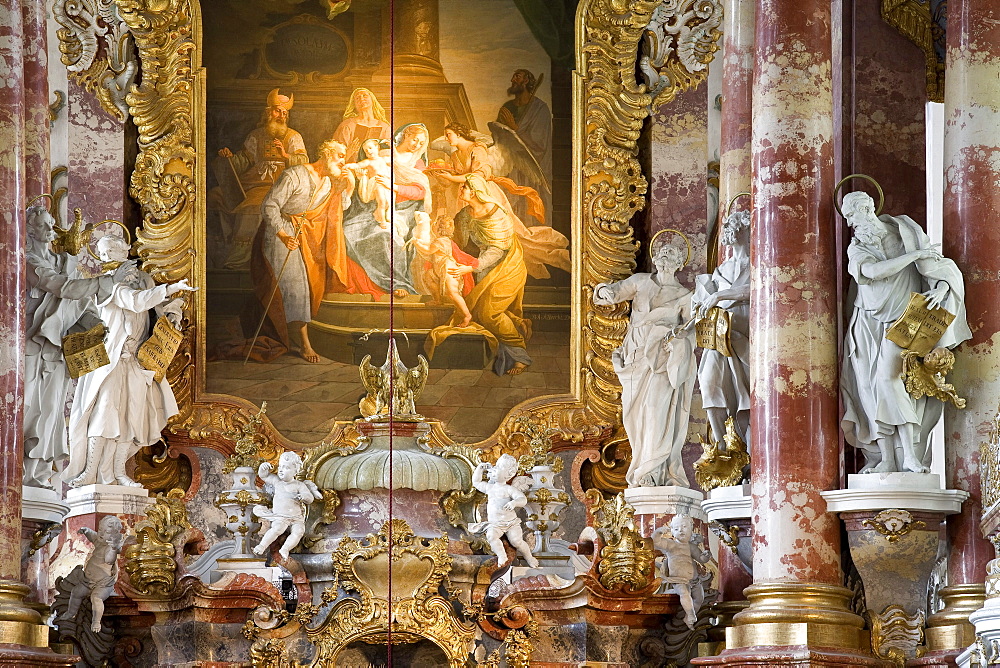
[246,139,382,364]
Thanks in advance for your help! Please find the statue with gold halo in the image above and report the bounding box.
[593,231,697,487]
[692,209,751,453]
[23,200,109,489]
[840,189,970,473]
[64,233,196,487]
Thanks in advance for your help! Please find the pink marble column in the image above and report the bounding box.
[21,0,49,198]
[66,81,127,222]
[923,0,1000,658]
[694,6,873,663]
[718,0,754,216]
[747,0,841,589]
[0,0,29,585]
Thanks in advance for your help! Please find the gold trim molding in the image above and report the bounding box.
[881,0,945,103]
[118,0,713,457]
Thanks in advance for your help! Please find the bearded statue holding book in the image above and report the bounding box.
[840,189,970,474]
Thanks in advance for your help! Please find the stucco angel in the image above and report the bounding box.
[469,454,539,568]
[252,451,323,560]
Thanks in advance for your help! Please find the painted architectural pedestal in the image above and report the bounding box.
[823,474,968,665]
[50,486,153,594]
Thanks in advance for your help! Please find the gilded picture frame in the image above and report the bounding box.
[115,0,691,461]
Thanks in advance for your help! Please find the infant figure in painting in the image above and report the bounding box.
[252,451,323,560]
[345,138,392,229]
[652,514,711,629]
[411,212,473,327]
[469,454,539,568]
[62,516,125,633]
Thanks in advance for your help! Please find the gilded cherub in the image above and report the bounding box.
[901,347,966,409]
[252,451,323,560]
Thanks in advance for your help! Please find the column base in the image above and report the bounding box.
[693,582,878,667]
[692,646,891,666]
[0,580,78,665]
[924,584,984,653]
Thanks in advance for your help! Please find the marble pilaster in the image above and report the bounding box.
[923,0,1000,660]
[0,3,78,661]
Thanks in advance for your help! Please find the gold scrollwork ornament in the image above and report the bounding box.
[862,509,926,543]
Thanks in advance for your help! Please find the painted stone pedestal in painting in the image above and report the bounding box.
[625,485,707,539]
[822,474,968,665]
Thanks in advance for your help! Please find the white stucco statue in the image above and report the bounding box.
[64,235,196,487]
[692,210,751,450]
[840,191,971,473]
[652,513,712,629]
[61,515,124,633]
[252,451,323,560]
[593,242,696,487]
[24,203,109,488]
[469,454,539,568]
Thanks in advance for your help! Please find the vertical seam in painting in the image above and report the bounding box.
[387,0,395,658]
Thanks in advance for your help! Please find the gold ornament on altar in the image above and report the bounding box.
[62,323,110,379]
[862,509,926,543]
[694,417,750,491]
[222,402,268,474]
[887,292,957,357]
[695,306,732,357]
[247,519,476,668]
[869,605,926,667]
[123,488,193,595]
[358,339,429,418]
[594,493,654,592]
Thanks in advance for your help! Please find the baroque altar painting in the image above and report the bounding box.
[201,0,572,444]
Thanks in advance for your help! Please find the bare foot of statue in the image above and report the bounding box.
[116,475,143,487]
[871,460,895,473]
[901,457,930,474]
[506,362,528,375]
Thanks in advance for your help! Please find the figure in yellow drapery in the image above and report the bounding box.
[426,174,532,376]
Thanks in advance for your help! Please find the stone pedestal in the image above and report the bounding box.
[211,557,283,588]
[625,485,706,539]
[823,474,968,664]
[21,487,69,608]
[702,484,752,655]
[50,485,153,588]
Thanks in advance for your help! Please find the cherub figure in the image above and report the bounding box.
[411,212,473,326]
[469,454,539,568]
[251,451,323,560]
[62,515,125,633]
[652,514,712,629]
[345,138,392,228]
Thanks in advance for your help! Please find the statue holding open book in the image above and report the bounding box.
[839,190,970,474]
